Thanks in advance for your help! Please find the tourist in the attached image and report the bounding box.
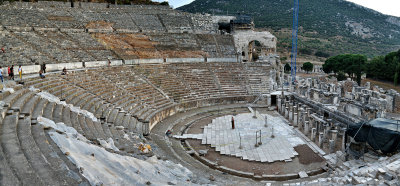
[18,65,22,80]
[166,130,172,137]
[231,116,235,129]
[9,65,14,80]
[42,63,46,73]
[7,66,10,80]
[1,47,5,53]
[0,66,3,83]
[61,67,67,75]
[39,70,45,79]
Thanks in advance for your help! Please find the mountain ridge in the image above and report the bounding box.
[179,0,400,59]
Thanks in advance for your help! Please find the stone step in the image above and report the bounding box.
[3,88,28,108]
[52,104,64,123]
[82,115,100,140]
[86,117,107,140]
[121,114,131,132]
[62,107,73,127]
[17,118,66,185]
[108,125,122,148]
[107,108,119,124]
[31,99,48,120]
[0,124,20,185]
[77,114,95,140]
[114,112,125,127]
[101,121,115,140]
[69,112,85,136]
[11,91,35,112]
[30,124,89,185]
[1,114,43,185]
[42,101,55,120]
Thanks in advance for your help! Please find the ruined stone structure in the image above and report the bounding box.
[0,1,399,186]
[233,31,277,62]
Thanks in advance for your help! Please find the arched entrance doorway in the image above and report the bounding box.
[248,40,262,62]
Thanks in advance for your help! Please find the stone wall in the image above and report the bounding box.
[233,30,276,62]
[147,96,255,134]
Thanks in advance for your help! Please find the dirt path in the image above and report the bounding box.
[362,78,400,92]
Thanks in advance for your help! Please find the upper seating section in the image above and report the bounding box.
[0,2,238,66]
[0,2,217,34]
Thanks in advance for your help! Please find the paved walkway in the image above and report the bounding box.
[175,108,306,163]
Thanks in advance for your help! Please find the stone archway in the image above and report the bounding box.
[233,30,276,62]
[248,40,265,62]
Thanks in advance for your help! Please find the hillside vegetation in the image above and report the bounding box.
[180,0,400,59]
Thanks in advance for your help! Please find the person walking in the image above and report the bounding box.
[0,66,3,83]
[231,116,235,129]
[7,66,10,80]
[42,63,46,73]
[18,65,22,81]
[10,65,14,80]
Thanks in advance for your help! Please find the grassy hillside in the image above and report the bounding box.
[179,0,400,59]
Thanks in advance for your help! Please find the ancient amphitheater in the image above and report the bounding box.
[0,1,400,186]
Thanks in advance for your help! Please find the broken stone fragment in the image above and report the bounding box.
[209,175,215,181]
[167,180,177,185]
[198,149,208,156]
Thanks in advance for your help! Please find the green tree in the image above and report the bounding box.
[337,71,346,81]
[315,51,330,58]
[323,54,366,85]
[394,57,400,86]
[300,48,312,55]
[365,56,385,79]
[302,62,314,73]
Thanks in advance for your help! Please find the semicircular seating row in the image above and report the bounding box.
[0,62,271,185]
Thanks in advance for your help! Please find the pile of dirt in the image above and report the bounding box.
[86,21,114,29]
[47,16,74,21]
[294,144,324,165]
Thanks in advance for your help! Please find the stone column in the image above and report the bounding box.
[267,94,271,107]
[341,129,347,151]
[285,107,289,119]
[292,106,297,122]
[329,140,335,153]
[311,128,316,141]
[309,118,315,133]
[293,113,298,127]
[331,130,338,142]
[307,108,312,118]
[304,121,310,135]
[302,110,308,126]
[323,123,329,137]
[318,132,324,148]
[316,120,320,133]
[277,98,282,113]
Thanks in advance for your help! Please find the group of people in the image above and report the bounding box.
[39,66,67,79]
[0,61,70,83]
[0,65,23,83]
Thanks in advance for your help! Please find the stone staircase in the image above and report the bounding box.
[0,86,90,185]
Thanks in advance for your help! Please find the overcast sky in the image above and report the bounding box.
[153,0,194,9]
[346,0,400,17]
[155,0,400,17]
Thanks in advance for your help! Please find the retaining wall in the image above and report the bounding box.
[146,95,255,134]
